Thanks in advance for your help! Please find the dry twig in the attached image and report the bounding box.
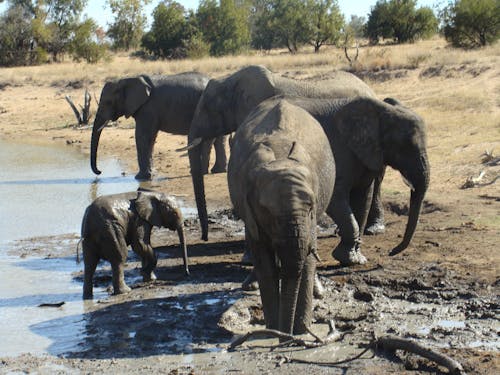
[228,320,341,351]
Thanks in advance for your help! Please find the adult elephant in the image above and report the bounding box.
[91,73,228,180]
[284,95,430,264]
[228,98,335,334]
[182,65,379,243]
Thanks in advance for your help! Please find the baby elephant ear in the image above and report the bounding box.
[135,192,163,227]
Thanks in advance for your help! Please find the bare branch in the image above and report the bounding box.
[65,95,83,125]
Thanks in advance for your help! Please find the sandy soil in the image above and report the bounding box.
[0,58,498,374]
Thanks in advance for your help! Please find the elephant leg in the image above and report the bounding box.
[350,183,374,238]
[241,268,259,291]
[327,193,367,266]
[82,240,99,299]
[111,260,131,295]
[131,225,157,282]
[365,169,386,235]
[200,139,215,175]
[135,126,157,180]
[293,254,316,334]
[248,236,279,330]
[211,135,228,173]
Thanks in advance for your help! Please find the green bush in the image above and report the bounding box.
[441,0,499,48]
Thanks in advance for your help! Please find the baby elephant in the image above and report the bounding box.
[80,190,189,299]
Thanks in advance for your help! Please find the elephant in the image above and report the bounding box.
[180,65,383,243]
[91,73,228,180]
[80,190,189,299]
[228,98,335,334]
[282,95,430,264]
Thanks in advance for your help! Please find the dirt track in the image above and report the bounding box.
[0,57,499,374]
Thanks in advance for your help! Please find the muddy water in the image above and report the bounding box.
[0,139,139,242]
[0,140,147,356]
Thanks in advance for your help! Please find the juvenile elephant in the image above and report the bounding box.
[180,65,382,242]
[80,191,189,299]
[91,73,228,180]
[228,98,335,334]
[285,95,430,264]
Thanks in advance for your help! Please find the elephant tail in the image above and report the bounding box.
[76,238,83,264]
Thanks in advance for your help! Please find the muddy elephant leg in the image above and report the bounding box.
[111,261,131,295]
[293,253,316,334]
[249,236,279,330]
[200,139,215,175]
[350,183,374,238]
[135,125,157,180]
[131,223,157,282]
[365,168,386,235]
[327,192,367,266]
[82,240,99,299]
[211,135,228,173]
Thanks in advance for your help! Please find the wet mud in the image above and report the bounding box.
[1,199,498,374]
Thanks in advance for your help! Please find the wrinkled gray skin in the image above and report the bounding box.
[91,73,227,180]
[228,99,335,334]
[186,65,381,244]
[285,96,430,264]
[81,191,189,299]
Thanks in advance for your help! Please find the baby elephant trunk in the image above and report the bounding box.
[177,224,189,275]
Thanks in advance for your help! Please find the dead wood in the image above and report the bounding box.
[228,320,341,351]
[65,89,92,126]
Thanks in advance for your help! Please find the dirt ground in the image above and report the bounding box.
[0,56,498,374]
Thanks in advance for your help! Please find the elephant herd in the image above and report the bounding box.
[84,65,430,335]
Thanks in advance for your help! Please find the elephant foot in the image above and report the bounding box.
[211,165,227,174]
[241,248,253,266]
[364,222,386,235]
[135,171,152,181]
[313,274,325,299]
[113,284,132,295]
[332,243,367,266]
[242,270,259,291]
[83,290,93,300]
[142,271,157,282]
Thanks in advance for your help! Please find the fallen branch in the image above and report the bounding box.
[285,335,465,373]
[229,320,341,351]
[65,89,92,126]
[376,335,465,375]
[38,302,65,308]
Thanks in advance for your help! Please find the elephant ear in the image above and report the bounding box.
[135,192,163,227]
[120,76,152,118]
[335,98,383,172]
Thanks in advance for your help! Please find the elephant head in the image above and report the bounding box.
[184,65,375,241]
[135,191,189,275]
[334,97,430,255]
[247,161,318,334]
[91,76,152,175]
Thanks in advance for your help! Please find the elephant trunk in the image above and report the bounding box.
[391,154,430,256]
[90,115,108,175]
[177,224,189,275]
[188,143,209,241]
[278,226,310,335]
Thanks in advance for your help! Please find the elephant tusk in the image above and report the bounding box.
[176,137,203,152]
[96,120,110,132]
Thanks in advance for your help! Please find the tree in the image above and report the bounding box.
[366,0,438,44]
[69,18,108,63]
[107,0,150,50]
[142,0,187,58]
[441,0,500,48]
[306,0,344,53]
[196,0,251,56]
[272,0,310,53]
[44,0,88,60]
[0,4,36,66]
[0,0,104,65]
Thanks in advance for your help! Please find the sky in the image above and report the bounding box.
[83,0,440,28]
